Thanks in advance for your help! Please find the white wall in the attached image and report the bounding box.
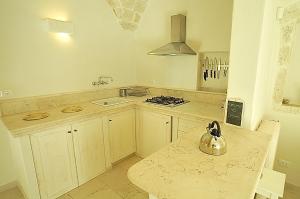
[250,0,277,130]
[134,0,233,89]
[228,0,300,186]
[0,0,137,99]
[227,0,268,130]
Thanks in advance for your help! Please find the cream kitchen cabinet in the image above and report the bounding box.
[30,125,78,199]
[107,109,136,163]
[72,118,106,185]
[136,109,171,158]
[30,117,106,199]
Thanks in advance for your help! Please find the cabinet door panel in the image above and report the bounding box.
[137,110,171,158]
[73,118,106,185]
[108,109,136,163]
[31,126,78,199]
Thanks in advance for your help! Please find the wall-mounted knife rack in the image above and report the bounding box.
[201,55,229,80]
[197,51,230,93]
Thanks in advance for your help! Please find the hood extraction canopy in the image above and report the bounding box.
[148,14,197,56]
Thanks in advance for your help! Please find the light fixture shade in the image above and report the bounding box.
[44,18,73,34]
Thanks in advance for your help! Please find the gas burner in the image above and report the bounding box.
[145,96,189,107]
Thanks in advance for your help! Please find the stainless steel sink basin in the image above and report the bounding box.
[92,97,130,107]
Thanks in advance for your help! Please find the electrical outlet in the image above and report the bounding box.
[278,159,290,168]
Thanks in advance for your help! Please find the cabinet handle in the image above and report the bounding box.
[166,121,169,125]
[74,129,78,132]
[109,119,112,122]
[67,131,72,134]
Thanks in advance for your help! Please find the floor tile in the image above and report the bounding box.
[57,194,73,199]
[283,183,300,199]
[86,188,123,199]
[110,182,141,198]
[121,185,148,199]
[0,187,24,199]
[117,156,143,171]
[65,177,108,199]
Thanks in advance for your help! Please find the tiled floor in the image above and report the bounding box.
[0,156,147,199]
[56,155,147,199]
[283,183,300,199]
[0,156,299,199]
[0,187,24,199]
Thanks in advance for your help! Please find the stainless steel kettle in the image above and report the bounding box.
[199,121,226,156]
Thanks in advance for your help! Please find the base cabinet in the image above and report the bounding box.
[72,118,106,185]
[17,107,177,199]
[31,126,78,199]
[137,109,171,158]
[31,118,107,199]
[108,109,136,163]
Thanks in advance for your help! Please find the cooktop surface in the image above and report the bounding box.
[145,96,189,107]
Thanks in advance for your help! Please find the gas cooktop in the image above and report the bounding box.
[145,96,189,107]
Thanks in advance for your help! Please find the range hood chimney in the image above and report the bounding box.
[148,14,197,56]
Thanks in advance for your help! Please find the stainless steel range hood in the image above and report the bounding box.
[148,14,197,56]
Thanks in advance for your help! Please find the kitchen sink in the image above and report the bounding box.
[23,112,49,121]
[61,105,83,113]
[92,97,130,107]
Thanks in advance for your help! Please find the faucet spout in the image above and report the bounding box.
[92,76,114,86]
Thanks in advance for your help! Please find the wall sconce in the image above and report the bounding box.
[43,18,74,42]
[44,18,73,34]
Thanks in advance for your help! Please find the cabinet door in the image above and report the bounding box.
[30,126,78,199]
[137,110,171,158]
[108,109,136,163]
[72,118,106,185]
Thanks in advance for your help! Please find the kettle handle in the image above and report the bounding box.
[209,121,222,137]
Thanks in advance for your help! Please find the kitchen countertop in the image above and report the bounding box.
[128,120,279,199]
[1,96,224,137]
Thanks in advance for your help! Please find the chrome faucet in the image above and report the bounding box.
[92,76,113,86]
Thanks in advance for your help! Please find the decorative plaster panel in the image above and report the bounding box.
[273,1,300,113]
[106,0,148,31]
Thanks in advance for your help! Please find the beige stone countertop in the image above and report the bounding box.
[1,100,136,137]
[128,120,278,199]
[1,96,224,137]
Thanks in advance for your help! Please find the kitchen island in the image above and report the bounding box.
[128,120,280,199]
